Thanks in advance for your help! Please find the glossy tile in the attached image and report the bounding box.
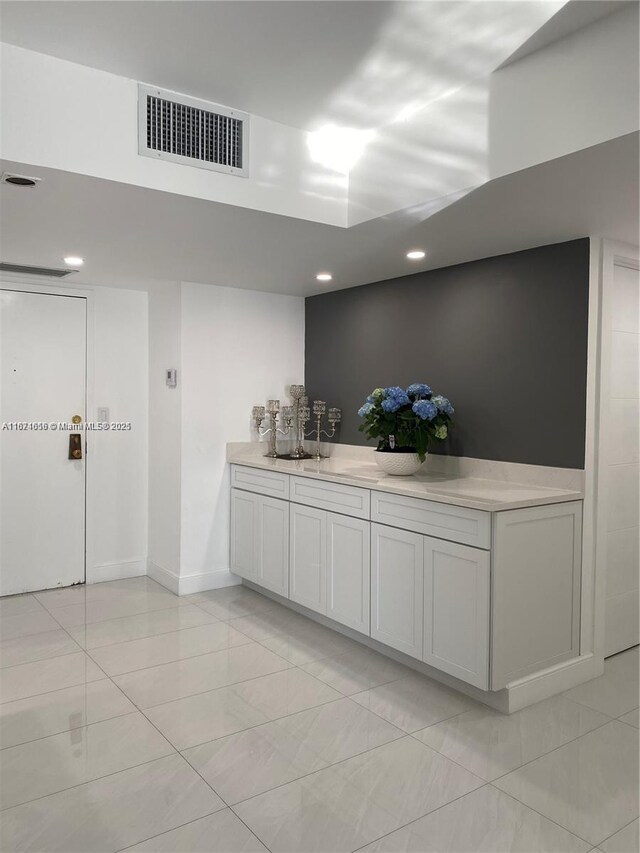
[260,621,362,666]
[494,721,639,846]
[229,604,311,641]
[67,603,218,649]
[44,588,186,628]
[0,753,224,853]
[619,709,640,728]
[146,667,340,750]
[302,645,413,695]
[89,621,251,675]
[189,585,280,620]
[0,627,79,668]
[0,711,173,809]
[352,673,474,732]
[0,609,61,641]
[563,647,639,718]
[235,737,483,853]
[187,698,403,804]
[113,642,291,708]
[124,810,268,852]
[359,784,591,853]
[415,695,610,781]
[0,593,45,617]
[0,651,104,704]
[0,678,134,748]
[601,819,639,853]
[185,721,327,804]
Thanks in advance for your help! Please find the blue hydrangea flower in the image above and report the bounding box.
[412,399,437,421]
[406,383,432,399]
[381,386,410,412]
[431,395,454,415]
[357,402,374,418]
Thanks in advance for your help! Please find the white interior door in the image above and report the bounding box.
[1,289,87,595]
[602,261,640,656]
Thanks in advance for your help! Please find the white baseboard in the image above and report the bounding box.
[87,559,146,584]
[178,569,240,596]
[147,561,240,596]
[505,652,599,713]
[147,560,180,594]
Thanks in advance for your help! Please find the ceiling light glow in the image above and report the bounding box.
[316,273,333,282]
[307,125,375,175]
[64,256,84,266]
[406,250,426,260]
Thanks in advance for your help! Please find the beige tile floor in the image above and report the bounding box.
[0,577,637,853]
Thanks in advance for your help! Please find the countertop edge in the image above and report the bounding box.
[227,453,584,512]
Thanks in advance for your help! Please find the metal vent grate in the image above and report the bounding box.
[138,84,249,177]
[0,262,77,278]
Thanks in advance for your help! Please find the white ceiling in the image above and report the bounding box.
[1,132,637,296]
[0,0,626,130]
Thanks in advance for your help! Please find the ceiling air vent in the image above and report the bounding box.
[0,262,77,278]
[138,84,249,177]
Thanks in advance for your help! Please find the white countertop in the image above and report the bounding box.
[227,450,584,512]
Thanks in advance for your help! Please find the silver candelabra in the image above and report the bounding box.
[305,400,341,461]
[252,400,294,458]
[287,384,313,460]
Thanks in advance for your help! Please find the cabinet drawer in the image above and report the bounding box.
[290,476,370,519]
[231,464,289,500]
[371,491,491,549]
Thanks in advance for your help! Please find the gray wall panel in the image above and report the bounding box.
[304,239,590,468]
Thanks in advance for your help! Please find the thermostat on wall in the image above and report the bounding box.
[166,368,177,387]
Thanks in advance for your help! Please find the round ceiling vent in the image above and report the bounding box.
[1,172,41,188]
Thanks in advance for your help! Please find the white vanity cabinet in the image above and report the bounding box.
[229,463,583,701]
[423,537,490,689]
[230,488,289,597]
[290,502,370,635]
[289,503,326,612]
[371,523,424,658]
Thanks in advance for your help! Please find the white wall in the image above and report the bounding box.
[0,44,347,227]
[489,4,639,179]
[89,286,148,581]
[178,282,304,593]
[147,282,182,586]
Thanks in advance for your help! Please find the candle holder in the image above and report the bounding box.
[252,400,293,458]
[284,384,313,460]
[305,401,341,460]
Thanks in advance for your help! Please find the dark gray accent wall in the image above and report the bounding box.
[305,239,590,469]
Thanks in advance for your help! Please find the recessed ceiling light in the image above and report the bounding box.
[406,250,426,260]
[64,256,84,267]
[316,272,332,282]
[1,172,41,188]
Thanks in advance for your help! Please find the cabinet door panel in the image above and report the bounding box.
[290,504,327,614]
[259,496,289,597]
[371,523,423,659]
[423,538,490,689]
[492,502,582,690]
[327,512,370,635]
[230,488,258,581]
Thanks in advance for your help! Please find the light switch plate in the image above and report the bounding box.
[97,407,109,423]
[166,368,177,387]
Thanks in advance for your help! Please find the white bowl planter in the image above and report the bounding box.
[374,450,424,476]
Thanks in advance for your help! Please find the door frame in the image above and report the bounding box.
[1,275,95,585]
[590,242,640,660]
